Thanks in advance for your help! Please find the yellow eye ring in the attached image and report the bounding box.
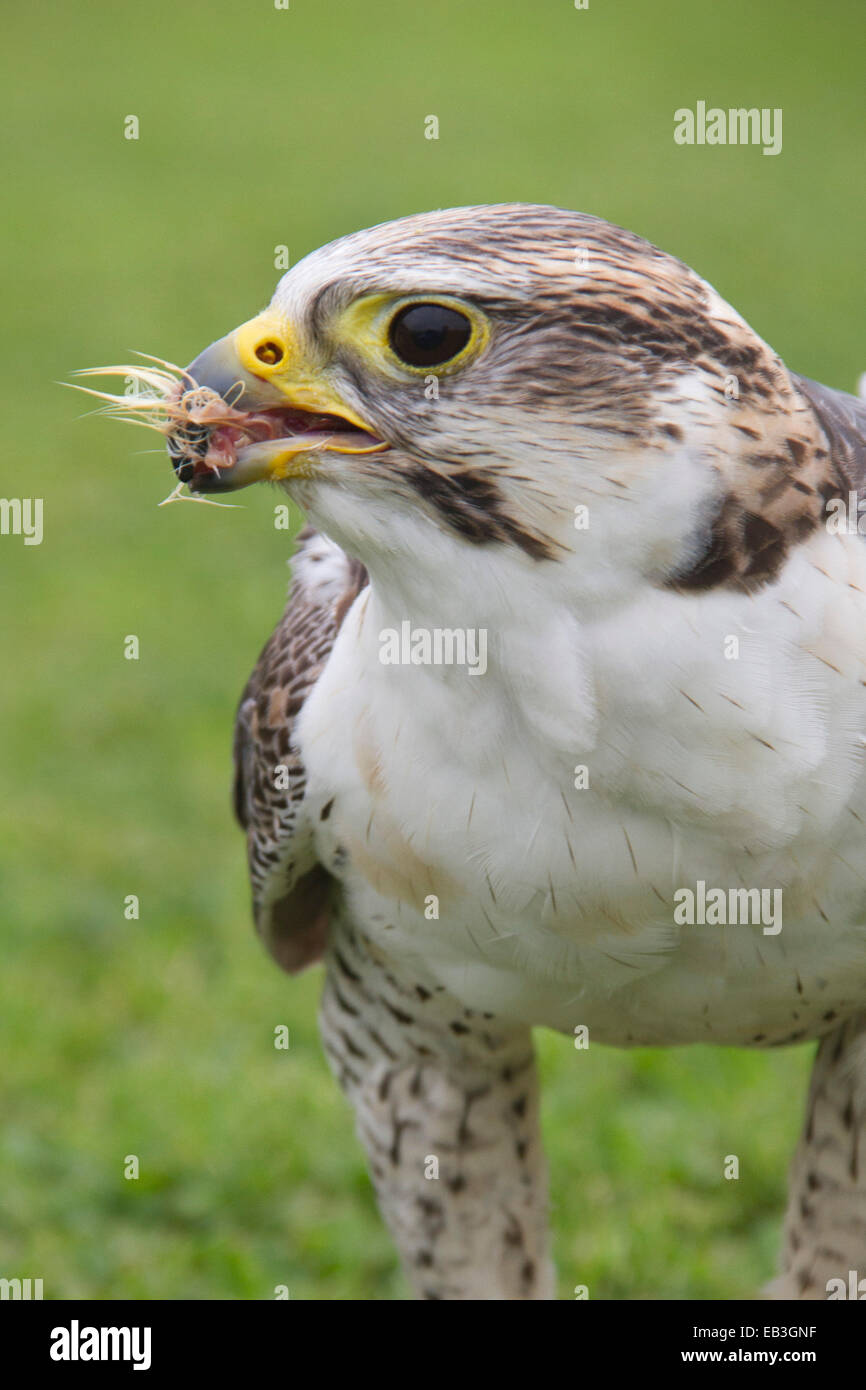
[337,293,489,377]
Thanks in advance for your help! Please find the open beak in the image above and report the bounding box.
[175,311,387,492]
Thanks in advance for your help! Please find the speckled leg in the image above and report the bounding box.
[771,1013,866,1298]
[319,920,555,1300]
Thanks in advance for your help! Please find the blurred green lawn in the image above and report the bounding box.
[2,0,864,1298]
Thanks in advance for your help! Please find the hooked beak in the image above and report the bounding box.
[178,311,387,492]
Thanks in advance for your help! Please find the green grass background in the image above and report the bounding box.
[2,0,864,1299]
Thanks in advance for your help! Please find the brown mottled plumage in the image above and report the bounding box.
[233,527,367,972]
[94,204,866,1299]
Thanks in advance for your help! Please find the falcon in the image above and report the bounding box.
[89,204,866,1299]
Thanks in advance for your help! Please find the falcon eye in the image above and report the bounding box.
[254,340,284,366]
[388,302,473,368]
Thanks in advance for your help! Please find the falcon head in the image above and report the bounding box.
[91,205,834,597]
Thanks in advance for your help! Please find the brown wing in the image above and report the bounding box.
[792,373,866,493]
[233,527,368,973]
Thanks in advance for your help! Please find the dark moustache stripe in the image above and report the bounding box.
[404,464,557,561]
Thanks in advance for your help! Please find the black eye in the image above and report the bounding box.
[388,302,473,368]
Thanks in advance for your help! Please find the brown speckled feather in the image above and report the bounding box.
[233,526,367,972]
